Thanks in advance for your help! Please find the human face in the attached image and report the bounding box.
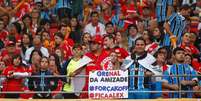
[54,35,62,45]
[49,56,56,66]
[103,37,113,49]
[32,51,41,64]
[22,34,30,45]
[82,33,91,43]
[55,49,62,57]
[60,27,67,35]
[174,50,185,63]
[91,13,99,25]
[110,52,118,63]
[23,17,31,26]
[70,18,78,27]
[7,45,15,54]
[152,28,161,38]
[90,42,99,52]
[106,24,114,34]
[184,55,191,64]
[134,40,146,55]
[129,27,138,37]
[181,8,191,18]
[115,32,122,43]
[13,57,21,66]
[44,23,50,31]
[73,47,82,57]
[189,33,196,43]
[156,53,166,64]
[182,33,191,44]
[42,32,50,41]
[33,35,41,45]
[40,57,49,70]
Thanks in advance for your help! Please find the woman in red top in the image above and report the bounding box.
[2,54,28,98]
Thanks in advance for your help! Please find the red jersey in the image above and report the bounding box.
[180,44,200,55]
[60,39,74,60]
[80,50,112,98]
[0,30,9,41]
[2,65,26,91]
[0,49,21,66]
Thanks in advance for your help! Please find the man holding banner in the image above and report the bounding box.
[121,37,162,99]
[80,35,113,98]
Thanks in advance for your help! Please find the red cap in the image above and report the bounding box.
[6,41,15,46]
[114,48,129,59]
[91,35,103,44]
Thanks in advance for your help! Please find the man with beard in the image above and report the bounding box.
[162,47,198,98]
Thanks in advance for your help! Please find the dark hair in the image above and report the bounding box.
[103,34,115,42]
[58,25,67,30]
[90,11,99,17]
[29,49,43,64]
[134,37,146,46]
[73,43,82,50]
[40,19,50,26]
[180,4,190,10]
[12,54,22,66]
[55,32,64,40]
[22,14,32,21]
[21,33,33,54]
[105,21,113,27]
[49,54,61,74]
[173,47,185,55]
[12,22,21,34]
[128,24,138,31]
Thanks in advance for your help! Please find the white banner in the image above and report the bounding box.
[89,70,128,99]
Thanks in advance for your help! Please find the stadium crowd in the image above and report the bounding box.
[0,0,200,99]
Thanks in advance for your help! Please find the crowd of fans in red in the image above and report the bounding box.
[0,0,200,99]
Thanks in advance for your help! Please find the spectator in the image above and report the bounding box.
[163,4,191,48]
[105,22,115,35]
[121,37,160,99]
[63,44,83,99]
[28,56,58,99]
[127,24,141,50]
[162,47,198,98]
[179,32,200,55]
[80,35,112,98]
[28,49,43,74]
[114,31,128,50]
[84,11,106,36]
[25,34,49,63]
[156,0,174,27]
[0,18,8,42]
[2,54,29,98]
[21,33,33,62]
[69,16,82,44]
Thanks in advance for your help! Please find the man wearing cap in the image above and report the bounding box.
[0,40,20,66]
[80,35,113,98]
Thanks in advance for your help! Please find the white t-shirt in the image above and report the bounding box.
[25,46,49,63]
[84,22,106,37]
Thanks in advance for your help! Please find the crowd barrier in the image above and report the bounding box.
[0,73,200,99]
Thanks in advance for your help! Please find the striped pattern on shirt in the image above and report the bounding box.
[156,0,173,22]
[163,13,186,46]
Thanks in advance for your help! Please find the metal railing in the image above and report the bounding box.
[0,75,200,98]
